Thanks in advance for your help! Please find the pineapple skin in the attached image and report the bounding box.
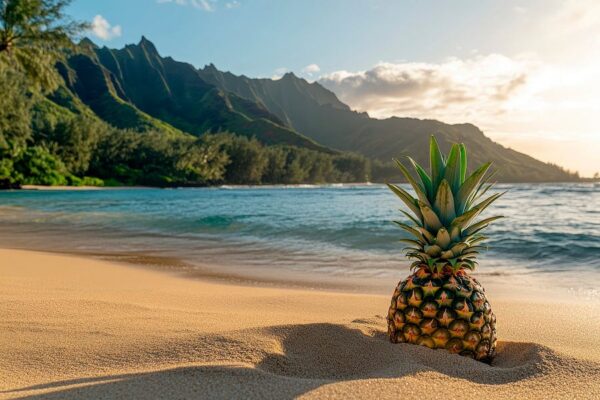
[387,266,497,363]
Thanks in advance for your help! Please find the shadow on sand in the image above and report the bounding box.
[5,321,582,399]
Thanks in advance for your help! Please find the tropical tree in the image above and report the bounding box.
[0,0,86,92]
[0,0,86,187]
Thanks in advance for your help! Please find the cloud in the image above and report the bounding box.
[302,63,321,75]
[90,15,122,41]
[156,0,216,11]
[320,52,600,176]
[319,54,533,123]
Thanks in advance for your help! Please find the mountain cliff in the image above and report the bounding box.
[199,66,576,182]
[57,37,327,151]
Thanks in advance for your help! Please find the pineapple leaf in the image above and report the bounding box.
[435,262,447,274]
[416,227,435,244]
[449,225,461,242]
[425,244,442,256]
[393,221,426,242]
[459,143,467,184]
[426,258,436,268]
[394,158,430,205]
[470,192,504,216]
[399,238,426,247]
[460,259,476,271]
[471,183,494,209]
[400,210,422,227]
[435,227,451,248]
[440,250,454,259]
[418,201,443,232]
[462,226,487,239]
[456,161,492,214]
[450,242,469,256]
[468,237,488,246]
[433,179,456,226]
[467,169,498,210]
[464,245,486,253]
[387,183,423,221]
[411,261,423,270]
[443,144,462,194]
[415,252,430,262]
[450,192,503,230]
[463,216,504,237]
[429,135,445,190]
[462,253,479,259]
[406,156,433,199]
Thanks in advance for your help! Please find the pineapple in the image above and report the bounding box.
[386,136,503,363]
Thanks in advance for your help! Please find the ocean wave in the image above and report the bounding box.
[0,183,598,277]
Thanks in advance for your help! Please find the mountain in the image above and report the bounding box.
[56,37,327,151]
[199,66,576,182]
[50,37,576,182]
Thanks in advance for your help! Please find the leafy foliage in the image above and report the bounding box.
[0,58,32,186]
[15,144,68,185]
[0,0,86,92]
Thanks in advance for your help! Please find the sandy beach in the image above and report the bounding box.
[1,248,599,399]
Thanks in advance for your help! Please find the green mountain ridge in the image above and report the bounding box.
[198,64,577,182]
[57,37,327,151]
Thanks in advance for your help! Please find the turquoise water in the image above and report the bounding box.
[0,183,599,287]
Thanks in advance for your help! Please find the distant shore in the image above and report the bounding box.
[7,179,599,191]
[1,248,599,398]
[19,184,152,191]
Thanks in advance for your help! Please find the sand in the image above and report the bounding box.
[1,249,599,399]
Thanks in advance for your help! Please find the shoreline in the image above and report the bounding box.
[1,244,596,303]
[1,248,599,399]
[6,180,598,191]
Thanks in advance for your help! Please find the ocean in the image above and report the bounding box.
[1,183,599,293]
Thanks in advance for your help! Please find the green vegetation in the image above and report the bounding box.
[88,131,369,186]
[0,0,86,187]
[0,0,86,92]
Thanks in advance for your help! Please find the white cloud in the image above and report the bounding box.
[156,0,216,11]
[225,1,240,9]
[90,15,122,41]
[302,63,321,76]
[319,54,533,123]
[319,52,600,176]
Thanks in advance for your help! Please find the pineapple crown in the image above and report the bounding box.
[388,135,504,274]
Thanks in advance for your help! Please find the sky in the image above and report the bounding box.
[69,0,600,176]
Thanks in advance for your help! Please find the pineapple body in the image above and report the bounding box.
[387,266,496,363]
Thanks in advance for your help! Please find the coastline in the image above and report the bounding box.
[1,248,599,399]
[8,180,597,192]
[15,183,376,191]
